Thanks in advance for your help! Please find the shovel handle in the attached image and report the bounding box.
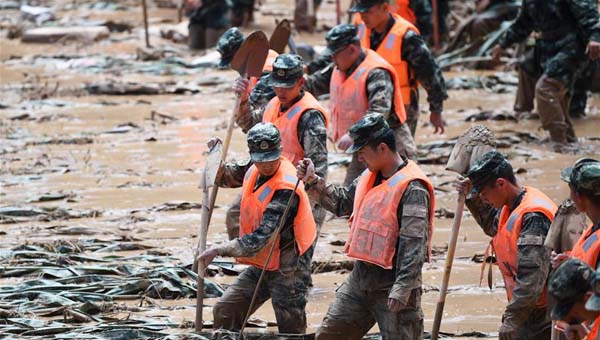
[431,193,466,340]
[195,262,206,333]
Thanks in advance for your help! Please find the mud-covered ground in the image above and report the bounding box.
[1,0,599,339]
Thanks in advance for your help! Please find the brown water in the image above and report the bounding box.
[1,0,599,339]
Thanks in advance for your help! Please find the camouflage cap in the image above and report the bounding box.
[548,258,594,320]
[216,28,245,68]
[269,54,304,88]
[325,24,360,55]
[247,122,282,163]
[585,267,600,312]
[466,150,512,195]
[346,113,391,153]
[349,0,388,13]
[561,158,600,196]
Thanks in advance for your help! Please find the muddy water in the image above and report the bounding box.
[1,0,599,339]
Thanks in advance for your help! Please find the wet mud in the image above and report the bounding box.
[1,0,599,339]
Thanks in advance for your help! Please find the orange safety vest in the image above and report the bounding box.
[329,49,406,142]
[247,49,279,96]
[588,317,599,340]
[570,224,600,268]
[492,187,557,307]
[345,160,435,269]
[238,158,316,271]
[391,0,417,25]
[262,92,330,166]
[354,13,419,105]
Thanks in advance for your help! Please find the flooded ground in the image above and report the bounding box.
[1,0,599,339]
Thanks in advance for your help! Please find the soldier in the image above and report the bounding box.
[490,0,600,151]
[297,114,435,339]
[198,123,316,333]
[188,0,230,50]
[304,24,417,185]
[551,159,600,270]
[548,259,599,340]
[456,150,557,339]
[226,54,328,239]
[352,0,448,136]
[216,28,279,106]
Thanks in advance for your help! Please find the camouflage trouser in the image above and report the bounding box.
[535,75,576,144]
[342,124,417,186]
[404,103,419,138]
[213,266,310,333]
[226,194,326,240]
[315,281,424,340]
[513,307,552,340]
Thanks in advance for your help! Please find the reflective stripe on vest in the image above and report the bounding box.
[571,224,600,268]
[329,49,407,142]
[247,49,279,96]
[345,160,435,269]
[492,187,557,307]
[262,92,330,166]
[354,13,419,105]
[238,158,316,271]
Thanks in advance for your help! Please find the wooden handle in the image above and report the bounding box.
[431,193,466,340]
[195,262,205,332]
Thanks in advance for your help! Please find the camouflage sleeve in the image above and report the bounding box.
[497,3,534,48]
[401,31,448,113]
[298,109,328,179]
[236,100,265,134]
[410,0,433,40]
[465,195,500,237]
[503,212,552,328]
[305,175,358,217]
[566,0,600,43]
[389,180,431,304]
[214,158,253,188]
[303,63,334,97]
[365,68,395,121]
[217,189,299,258]
[249,72,277,108]
[306,53,333,75]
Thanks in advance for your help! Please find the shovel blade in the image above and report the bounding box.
[199,141,223,190]
[231,31,270,77]
[269,19,292,54]
[446,125,496,175]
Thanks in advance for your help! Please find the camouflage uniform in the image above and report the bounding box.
[465,152,552,338]
[304,25,417,185]
[496,0,600,145]
[234,55,328,238]
[211,123,312,333]
[364,13,448,136]
[547,259,595,324]
[543,198,587,253]
[188,0,230,50]
[305,115,432,340]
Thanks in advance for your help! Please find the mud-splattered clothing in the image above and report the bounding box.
[466,189,552,337]
[306,157,431,339]
[213,161,311,333]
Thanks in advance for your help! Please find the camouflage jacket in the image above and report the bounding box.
[497,0,600,82]
[214,161,311,273]
[465,188,552,328]
[369,15,448,114]
[247,72,276,109]
[236,90,328,179]
[304,51,405,128]
[305,158,431,305]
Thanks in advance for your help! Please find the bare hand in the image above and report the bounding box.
[491,45,504,63]
[197,248,219,269]
[387,298,404,312]
[297,158,317,183]
[337,133,353,151]
[430,112,445,134]
[499,322,517,340]
[564,323,589,340]
[232,77,250,100]
[454,177,473,196]
[207,137,222,150]
[586,40,600,61]
[551,251,571,269]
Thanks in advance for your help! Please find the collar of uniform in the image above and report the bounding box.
[375,156,408,184]
[370,13,396,50]
[508,187,527,211]
[280,90,305,112]
[344,50,367,77]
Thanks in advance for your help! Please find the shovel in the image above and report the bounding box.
[431,125,496,340]
[194,140,222,332]
[270,19,293,54]
[203,31,270,236]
